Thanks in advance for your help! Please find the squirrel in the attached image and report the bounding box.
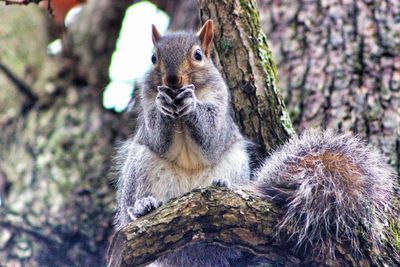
[114,20,251,266]
[256,130,397,261]
[112,20,398,266]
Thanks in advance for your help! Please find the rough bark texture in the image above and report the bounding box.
[2,0,399,266]
[0,0,203,266]
[199,0,295,162]
[258,0,400,175]
[108,186,400,267]
[0,1,131,265]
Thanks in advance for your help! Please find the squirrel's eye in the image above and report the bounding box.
[151,53,157,64]
[194,49,202,61]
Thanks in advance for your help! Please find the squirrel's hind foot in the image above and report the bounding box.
[127,196,162,220]
[212,179,231,188]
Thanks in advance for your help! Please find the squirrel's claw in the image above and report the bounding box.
[174,85,197,117]
[127,196,162,220]
[156,84,196,118]
[156,90,177,118]
[158,86,178,99]
[212,179,231,188]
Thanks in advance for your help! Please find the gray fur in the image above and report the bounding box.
[155,243,242,267]
[256,129,398,260]
[156,32,199,77]
[114,30,250,266]
[212,178,231,188]
[127,196,162,220]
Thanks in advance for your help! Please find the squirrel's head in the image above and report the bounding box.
[149,20,217,89]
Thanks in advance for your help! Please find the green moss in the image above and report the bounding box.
[257,31,279,85]
[238,0,295,137]
[280,108,296,136]
[390,222,400,251]
[258,205,270,216]
[389,200,400,252]
[220,37,233,55]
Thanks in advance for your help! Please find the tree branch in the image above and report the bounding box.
[107,187,400,267]
[0,0,43,5]
[0,218,59,247]
[0,62,38,112]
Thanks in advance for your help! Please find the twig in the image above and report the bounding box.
[0,62,38,112]
[47,0,53,18]
[1,0,43,5]
[0,218,59,247]
[0,0,53,16]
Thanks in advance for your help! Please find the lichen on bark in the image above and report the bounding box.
[199,0,295,161]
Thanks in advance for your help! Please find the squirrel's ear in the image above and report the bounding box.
[152,24,161,45]
[197,19,214,58]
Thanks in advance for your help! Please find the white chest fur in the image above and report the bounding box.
[164,125,209,171]
[131,141,249,203]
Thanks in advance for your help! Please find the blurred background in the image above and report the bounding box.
[0,0,399,265]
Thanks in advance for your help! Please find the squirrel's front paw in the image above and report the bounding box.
[173,84,197,117]
[212,179,231,188]
[156,86,177,118]
[127,196,162,220]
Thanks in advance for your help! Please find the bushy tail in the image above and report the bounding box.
[255,130,397,259]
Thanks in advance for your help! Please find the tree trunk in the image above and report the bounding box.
[2,0,398,266]
[258,0,400,175]
[199,0,295,162]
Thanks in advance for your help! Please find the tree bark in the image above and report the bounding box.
[0,1,131,265]
[2,0,398,266]
[0,0,202,265]
[199,0,295,162]
[108,186,400,267]
[258,0,400,175]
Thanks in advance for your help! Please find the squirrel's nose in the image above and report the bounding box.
[165,75,182,88]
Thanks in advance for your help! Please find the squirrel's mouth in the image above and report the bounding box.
[162,74,190,90]
[163,75,181,88]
